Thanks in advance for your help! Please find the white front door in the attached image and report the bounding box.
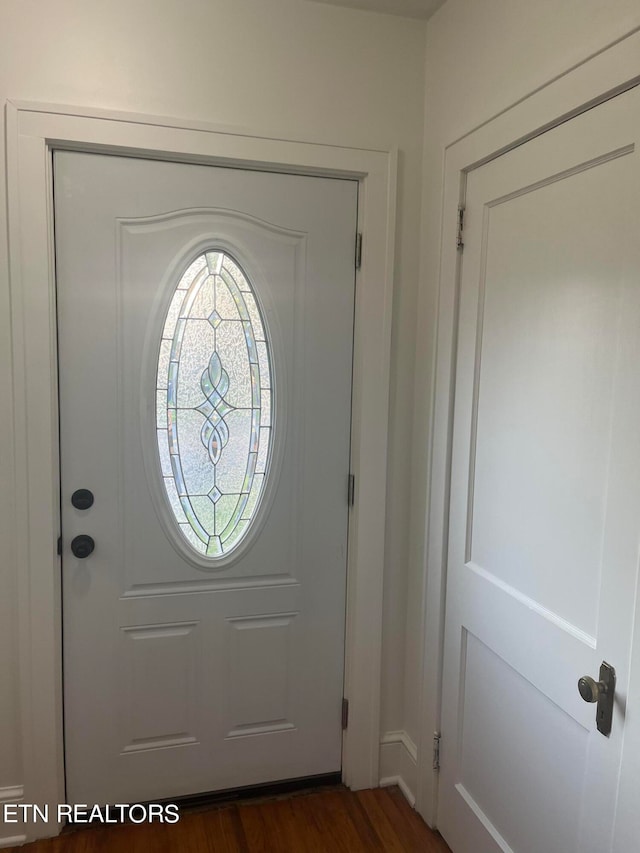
[438,86,640,853]
[55,152,357,805]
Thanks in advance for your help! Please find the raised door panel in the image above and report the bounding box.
[458,632,587,853]
[225,613,297,736]
[470,156,627,638]
[120,621,201,752]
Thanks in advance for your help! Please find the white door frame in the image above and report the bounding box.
[415,27,640,826]
[6,100,397,841]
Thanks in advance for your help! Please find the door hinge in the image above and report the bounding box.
[57,536,62,556]
[433,732,441,770]
[348,473,355,507]
[355,232,363,270]
[342,697,349,730]
[456,205,465,251]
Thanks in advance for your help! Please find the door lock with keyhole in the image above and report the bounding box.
[71,488,94,510]
[578,661,615,736]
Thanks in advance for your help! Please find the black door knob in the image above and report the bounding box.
[71,534,95,559]
[71,489,94,510]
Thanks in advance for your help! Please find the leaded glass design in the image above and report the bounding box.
[156,251,273,557]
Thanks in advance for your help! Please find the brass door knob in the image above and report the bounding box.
[578,675,606,704]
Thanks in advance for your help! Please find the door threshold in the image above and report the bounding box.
[163,771,343,812]
[62,772,343,828]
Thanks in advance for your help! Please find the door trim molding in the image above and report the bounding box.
[414,25,640,826]
[6,101,397,840]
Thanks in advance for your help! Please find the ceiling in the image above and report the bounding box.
[307,0,445,20]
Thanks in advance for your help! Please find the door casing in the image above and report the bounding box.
[415,25,640,829]
[6,103,397,842]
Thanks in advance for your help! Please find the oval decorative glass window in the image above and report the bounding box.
[156,251,273,558]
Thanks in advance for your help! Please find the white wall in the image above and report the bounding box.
[0,0,427,798]
[407,0,640,754]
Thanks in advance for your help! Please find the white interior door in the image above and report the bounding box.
[55,152,357,805]
[438,86,640,853]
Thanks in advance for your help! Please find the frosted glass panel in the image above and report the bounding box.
[156,251,273,558]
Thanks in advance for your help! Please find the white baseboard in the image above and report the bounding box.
[0,836,27,849]
[0,786,25,847]
[0,787,23,805]
[379,773,416,807]
[379,730,418,807]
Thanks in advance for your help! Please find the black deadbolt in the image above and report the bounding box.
[71,489,94,510]
[71,534,95,559]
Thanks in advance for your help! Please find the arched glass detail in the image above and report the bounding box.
[156,251,273,558]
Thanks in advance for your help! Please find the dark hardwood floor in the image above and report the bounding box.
[6,786,451,852]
